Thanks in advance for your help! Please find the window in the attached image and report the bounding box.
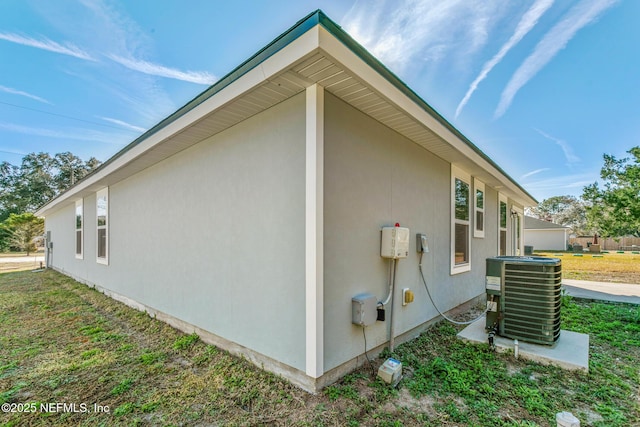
[498,194,508,256]
[474,179,485,238]
[96,188,108,265]
[75,199,83,259]
[451,166,471,274]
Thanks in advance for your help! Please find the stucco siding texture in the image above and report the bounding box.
[46,93,307,371]
[45,201,87,275]
[322,93,497,371]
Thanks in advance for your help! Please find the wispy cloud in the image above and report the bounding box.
[98,116,146,133]
[0,122,128,146]
[0,147,28,157]
[77,1,215,84]
[108,54,216,85]
[521,168,550,179]
[342,0,507,74]
[455,0,554,118]
[494,0,618,118]
[0,32,94,60]
[535,128,580,164]
[525,172,596,199]
[0,85,51,104]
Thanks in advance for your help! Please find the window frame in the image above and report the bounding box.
[451,165,471,275]
[473,178,485,238]
[75,199,83,259]
[96,188,109,265]
[512,205,524,256]
[498,193,508,256]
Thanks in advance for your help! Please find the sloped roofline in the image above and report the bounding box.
[37,10,536,216]
[525,216,570,230]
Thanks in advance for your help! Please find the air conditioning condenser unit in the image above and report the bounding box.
[485,256,562,345]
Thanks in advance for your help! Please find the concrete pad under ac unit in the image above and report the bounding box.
[457,315,589,372]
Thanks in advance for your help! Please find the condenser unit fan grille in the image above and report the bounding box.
[486,256,562,346]
[502,262,561,344]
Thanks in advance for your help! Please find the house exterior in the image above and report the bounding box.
[524,216,569,251]
[36,10,536,392]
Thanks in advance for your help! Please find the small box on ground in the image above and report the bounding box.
[377,357,402,386]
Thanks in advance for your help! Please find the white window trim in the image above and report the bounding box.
[96,188,109,265]
[512,205,524,256]
[473,178,485,238]
[451,165,471,275]
[498,193,508,256]
[75,199,83,259]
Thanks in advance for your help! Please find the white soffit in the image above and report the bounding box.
[37,21,535,216]
[36,27,323,216]
[314,26,534,206]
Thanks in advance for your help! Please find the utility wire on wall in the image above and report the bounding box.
[418,252,487,325]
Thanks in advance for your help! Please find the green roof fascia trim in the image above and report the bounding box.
[315,12,536,204]
[41,9,536,211]
[45,9,324,204]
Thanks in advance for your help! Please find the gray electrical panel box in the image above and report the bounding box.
[352,293,377,326]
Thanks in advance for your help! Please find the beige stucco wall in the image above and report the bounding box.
[322,93,504,371]
[45,92,307,371]
[43,88,526,386]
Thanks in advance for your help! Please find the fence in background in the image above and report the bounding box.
[569,236,640,251]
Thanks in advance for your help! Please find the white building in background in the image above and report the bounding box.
[524,216,570,251]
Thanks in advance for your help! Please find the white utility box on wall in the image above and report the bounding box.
[380,226,410,259]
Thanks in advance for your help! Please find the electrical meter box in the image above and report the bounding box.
[381,226,410,259]
[352,293,377,326]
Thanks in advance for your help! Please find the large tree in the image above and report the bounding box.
[582,146,640,237]
[527,195,590,235]
[53,151,101,192]
[0,152,101,221]
[0,213,44,255]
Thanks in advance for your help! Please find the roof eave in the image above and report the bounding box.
[36,9,537,216]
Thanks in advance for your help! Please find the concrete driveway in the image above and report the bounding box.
[562,279,640,304]
[0,255,45,263]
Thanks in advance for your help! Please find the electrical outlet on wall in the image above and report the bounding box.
[402,288,414,306]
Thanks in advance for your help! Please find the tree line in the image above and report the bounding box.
[0,152,101,252]
[0,146,638,253]
[529,146,640,238]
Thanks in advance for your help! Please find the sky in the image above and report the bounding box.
[0,0,637,202]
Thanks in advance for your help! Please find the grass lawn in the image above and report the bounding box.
[1,270,638,426]
[535,251,640,284]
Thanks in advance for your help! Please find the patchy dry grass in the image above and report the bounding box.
[1,270,639,426]
[0,262,42,273]
[0,252,45,273]
[536,251,640,284]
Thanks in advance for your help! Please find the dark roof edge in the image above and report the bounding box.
[39,9,536,213]
[37,10,324,211]
[524,216,570,229]
[315,12,537,205]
